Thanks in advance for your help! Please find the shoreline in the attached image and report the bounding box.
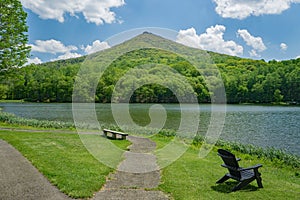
[0,110,299,168]
[1,100,300,106]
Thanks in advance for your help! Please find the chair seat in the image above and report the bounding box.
[226,170,254,181]
[240,170,255,181]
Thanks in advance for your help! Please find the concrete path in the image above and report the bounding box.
[0,133,169,199]
[0,140,71,200]
[93,136,169,200]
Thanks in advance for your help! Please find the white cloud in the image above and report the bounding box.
[213,0,300,19]
[20,0,125,25]
[176,28,201,49]
[52,52,82,61]
[30,39,83,61]
[237,29,266,57]
[249,50,260,57]
[26,57,42,65]
[83,40,110,54]
[176,26,243,56]
[30,39,111,62]
[280,43,288,51]
[31,39,78,54]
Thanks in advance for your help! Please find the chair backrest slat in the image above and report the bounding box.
[217,149,241,179]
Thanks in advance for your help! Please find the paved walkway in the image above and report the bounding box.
[0,134,169,200]
[0,140,70,200]
[93,136,169,200]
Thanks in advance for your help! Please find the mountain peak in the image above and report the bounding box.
[142,31,153,34]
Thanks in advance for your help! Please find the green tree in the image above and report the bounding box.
[273,89,283,103]
[0,0,30,71]
[0,84,8,99]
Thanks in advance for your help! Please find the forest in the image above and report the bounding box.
[0,47,299,104]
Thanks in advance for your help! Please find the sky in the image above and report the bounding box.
[20,0,300,64]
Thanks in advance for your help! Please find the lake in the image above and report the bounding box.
[0,103,299,156]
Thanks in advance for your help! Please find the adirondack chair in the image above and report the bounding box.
[216,149,263,192]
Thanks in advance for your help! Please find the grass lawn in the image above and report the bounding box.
[0,130,299,199]
[0,130,131,198]
[150,135,300,199]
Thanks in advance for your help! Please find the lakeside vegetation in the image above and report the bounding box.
[0,125,298,199]
[0,110,299,168]
[0,110,299,198]
[0,111,75,129]
[155,135,300,199]
[0,34,299,104]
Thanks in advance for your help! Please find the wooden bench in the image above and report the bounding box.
[103,129,128,140]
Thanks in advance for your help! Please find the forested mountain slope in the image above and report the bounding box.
[0,33,299,104]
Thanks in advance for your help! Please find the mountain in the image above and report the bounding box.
[0,32,299,104]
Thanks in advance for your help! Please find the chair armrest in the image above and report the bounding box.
[221,164,239,171]
[239,164,262,171]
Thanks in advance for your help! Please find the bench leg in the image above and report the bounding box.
[122,135,126,140]
[111,133,116,140]
[103,132,108,137]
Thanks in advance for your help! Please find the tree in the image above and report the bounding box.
[273,89,283,103]
[0,0,30,71]
[0,84,8,99]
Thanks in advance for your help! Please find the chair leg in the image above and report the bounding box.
[231,178,254,192]
[254,169,263,188]
[216,174,230,184]
[256,176,263,188]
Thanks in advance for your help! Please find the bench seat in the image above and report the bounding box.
[103,129,128,140]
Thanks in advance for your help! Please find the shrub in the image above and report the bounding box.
[0,111,75,129]
[215,140,300,168]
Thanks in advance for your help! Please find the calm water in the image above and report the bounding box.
[0,103,299,155]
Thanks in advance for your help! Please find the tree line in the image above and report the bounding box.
[0,48,299,104]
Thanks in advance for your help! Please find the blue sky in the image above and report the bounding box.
[20,0,300,64]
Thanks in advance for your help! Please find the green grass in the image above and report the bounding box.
[0,100,24,103]
[0,111,75,129]
[111,138,132,151]
[150,134,174,149]
[216,140,300,168]
[150,135,300,200]
[0,130,130,198]
[0,122,77,132]
[0,125,299,199]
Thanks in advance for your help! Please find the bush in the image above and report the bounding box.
[215,140,300,168]
[0,84,9,99]
[0,111,75,129]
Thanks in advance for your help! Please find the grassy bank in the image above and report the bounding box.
[158,146,300,199]
[150,134,300,199]
[0,114,299,199]
[0,100,24,103]
[155,129,300,168]
[0,130,130,198]
[0,111,75,129]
